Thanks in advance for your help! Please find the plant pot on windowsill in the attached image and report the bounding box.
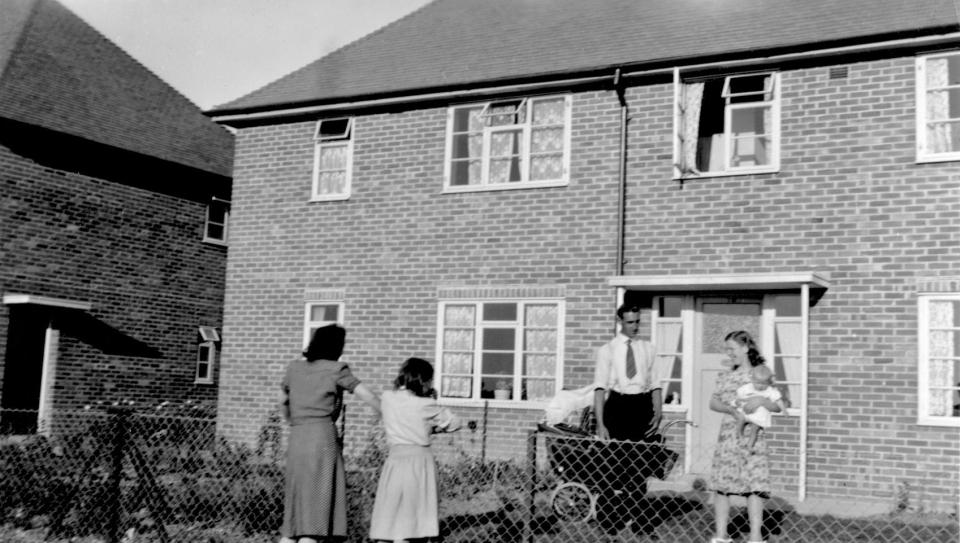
[494,381,511,400]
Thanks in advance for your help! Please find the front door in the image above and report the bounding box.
[688,296,762,474]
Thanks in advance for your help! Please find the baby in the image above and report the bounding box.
[734,364,781,449]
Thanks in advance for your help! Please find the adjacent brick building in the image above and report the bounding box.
[0,0,234,432]
[210,0,960,512]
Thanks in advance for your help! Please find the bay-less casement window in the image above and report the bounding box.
[674,71,780,177]
[917,294,960,426]
[916,52,960,162]
[196,326,220,385]
[312,118,353,201]
[437,300,563,402]
[444,95,571,192]
[303,302,344,348]
[203,197,229,244]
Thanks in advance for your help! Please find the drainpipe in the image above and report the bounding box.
[613,68,628,333]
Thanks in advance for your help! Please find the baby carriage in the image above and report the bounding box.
[538,387,686,523]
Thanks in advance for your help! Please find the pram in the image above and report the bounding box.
[538,396,687,523]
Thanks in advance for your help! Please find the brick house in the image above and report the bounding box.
[210,0,959,511]
[0,0,234,433]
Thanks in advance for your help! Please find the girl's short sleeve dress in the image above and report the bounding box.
[709,368,772,496]
[280,359,360,539]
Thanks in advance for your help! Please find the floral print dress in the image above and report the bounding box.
[709,367,771,495]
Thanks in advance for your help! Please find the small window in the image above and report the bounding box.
[444,95,571,192]
[916,52,960,162]
[674,71,780,177]
[203,198,229,244]
[196,341,215,384]
[304,302,344,348]
[436,300,563,403]
[918,294,960,426]
[312,118,354,201]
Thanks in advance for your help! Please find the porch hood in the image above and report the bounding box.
[608,272,831,291]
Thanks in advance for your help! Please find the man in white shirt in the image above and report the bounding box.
[592,303,663,534]
[593,304,662,442]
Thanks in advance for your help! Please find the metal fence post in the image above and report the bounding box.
[523,429,537,543]
[106,406,131,543]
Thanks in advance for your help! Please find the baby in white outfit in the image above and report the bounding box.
[734,364,781,449]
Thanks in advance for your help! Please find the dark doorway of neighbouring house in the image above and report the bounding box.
[1,306,47,434]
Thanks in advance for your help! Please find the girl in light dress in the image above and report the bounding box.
[370,358,460,542]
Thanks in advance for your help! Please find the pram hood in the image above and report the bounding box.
[543,384,596,426]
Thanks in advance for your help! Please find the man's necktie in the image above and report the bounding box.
[625,338,637,379]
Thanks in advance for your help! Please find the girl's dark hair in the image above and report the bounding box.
[394,357,435,398]
[724,330,765,367]
[303,324,346,362]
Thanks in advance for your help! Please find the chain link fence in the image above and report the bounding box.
[0,407,957,542]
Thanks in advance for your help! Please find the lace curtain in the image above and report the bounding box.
[928,300,957,417]
[680,82,704,173]
[926,57,954,154]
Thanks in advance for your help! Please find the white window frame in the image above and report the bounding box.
[443,94,572,193]
[435,299,565,406]
[195,341,215,384]
[203,197,229,245]
[311,118,354,201]
[303,302,345,349]
[917,293,960,427]
[916,51,960,163]
[673,69,781,179]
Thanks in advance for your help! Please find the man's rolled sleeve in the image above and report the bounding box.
[594,344,612,391]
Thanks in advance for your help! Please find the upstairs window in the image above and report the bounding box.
[918,294,960,426]
[312,118,353,201]
[917,52,960,162]
[675,71,780,177]
[444,95,571,192]
[203,197,229,244]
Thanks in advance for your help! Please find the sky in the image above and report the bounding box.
[57,0,434,110]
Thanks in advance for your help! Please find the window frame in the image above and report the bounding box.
[443,94,572,193]
[311,117,354,201]
[434,299,565,406]
[202,197,230,245]
[303,302,345,349]
[673,69,781,179]
[917,293,960,427]
[916,51,960,163]
[195,341,215,385]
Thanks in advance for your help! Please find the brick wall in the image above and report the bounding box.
[0,139,227,410]
[219,53,959,509]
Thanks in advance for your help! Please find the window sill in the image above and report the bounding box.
[438,398,548,410]
[916,416,960,427]
[201,238,228,247]
[309,194,351,202]
[194,379,215,385]
[674,166,779,180]
[915,153,960,164]
[442,179,568,194]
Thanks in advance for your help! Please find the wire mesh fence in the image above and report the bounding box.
[0,407,956,542]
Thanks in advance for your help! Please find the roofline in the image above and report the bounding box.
[211,29,960,125]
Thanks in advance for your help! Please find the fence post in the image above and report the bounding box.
[106,406,131,543]
[523,429,537,543]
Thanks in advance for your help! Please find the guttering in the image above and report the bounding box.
[211,31,960,124]
[613,67,627,335]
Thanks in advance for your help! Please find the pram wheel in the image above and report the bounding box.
[551,481,595,522]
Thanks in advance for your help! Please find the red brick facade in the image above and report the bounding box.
[218,52,959,510]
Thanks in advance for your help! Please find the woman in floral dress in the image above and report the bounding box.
[709,331,785,543]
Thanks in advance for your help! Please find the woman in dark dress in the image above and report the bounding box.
[279,324,380,543]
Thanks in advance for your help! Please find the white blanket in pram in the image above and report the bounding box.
[543,385,596,425]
